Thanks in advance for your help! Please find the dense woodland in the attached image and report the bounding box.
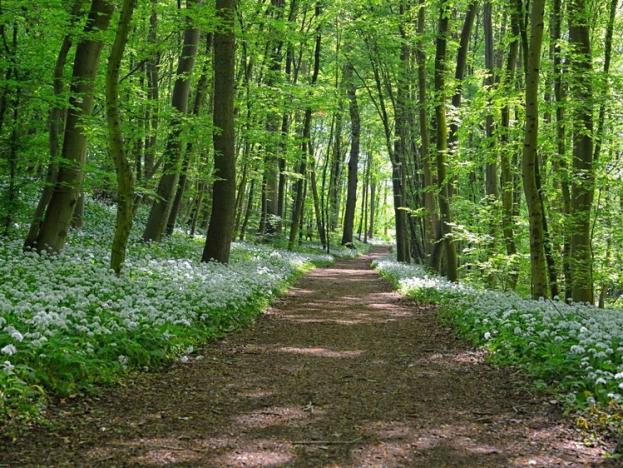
[2,0,623,449]
[1,0,622,301]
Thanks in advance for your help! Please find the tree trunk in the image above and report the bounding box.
[568,0,594,303]
[202,0,236,263]
[259,0,286,236]
[550,0,572,299]
[310,154,327,249]
[276,2,298,234]
[520,0,548,298]
[288,2,321,251]
[239,177,255,241]
[328,68,346,231]
[143,0,201,243]
[416,0,438,258]
[106,0,136,274]
[341,62,359,246]
[448,0,478,149]
[24,0,83,249]
[143,0,159,180]
[33,0,114,253]
[500,0,519,289]
[368,179,377,239]
[483,0,498,202]
[166,34,213,236]
[593,0,616,165]
[361,153,370,243]
[431,1,458,281]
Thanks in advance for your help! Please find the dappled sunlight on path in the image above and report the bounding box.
[1,247,611,466]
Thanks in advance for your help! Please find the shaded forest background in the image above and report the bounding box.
[0,0,622,306]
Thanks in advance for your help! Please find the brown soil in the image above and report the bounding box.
[0,247,614,467]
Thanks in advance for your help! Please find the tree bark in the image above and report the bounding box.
[520,0,549,298]
[143,0,201,242]
[416,0,438,258]
[550,0,572,299]
[106,0,137,274]
[500,0,519,289]
[568,0,594,303]
[202,0,236,263]
[33,0,114,253]
[431,1,458,281]
[24,0,84,249]
[341,62,359,246]
[166,34,213,236]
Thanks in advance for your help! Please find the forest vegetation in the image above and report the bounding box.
[0,0,622,443]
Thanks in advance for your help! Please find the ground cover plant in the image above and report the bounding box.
[0,201,333,427]
[373,257,623,438]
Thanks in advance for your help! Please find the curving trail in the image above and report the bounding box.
[1,247,611,466]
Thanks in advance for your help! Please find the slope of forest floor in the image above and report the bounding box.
[0,201,340,427]
[0,247,614,466]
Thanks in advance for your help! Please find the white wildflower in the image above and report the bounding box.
[2,360,14,374]
[1,344,17,356]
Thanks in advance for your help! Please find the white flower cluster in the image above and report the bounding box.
[0,238,330,359]
[0,221,331,405]
[373,257,623,407]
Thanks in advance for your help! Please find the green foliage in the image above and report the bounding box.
[376,257,623,438]
[0,201,332,429]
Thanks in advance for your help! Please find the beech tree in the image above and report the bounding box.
[106,0,137,274]
[202,0,236,263]
[0,0,621,307]
[143,0,201,243]
[341,62,359,246]
[28,0,114,253]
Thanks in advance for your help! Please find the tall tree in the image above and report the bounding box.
[416,0,437,258]
[259,0,286,237]
[30,0,115,253]
[341,62,359,246]
[143,0,201,243]
[202,0,236,263]
[520,0,548,298]
[24,0,84,249]
[568,0,594,303]
[431,0,458,281]
[288,2,322,251]
[551,0,572,299]
[500,0,520,289]
[105,0,137,274]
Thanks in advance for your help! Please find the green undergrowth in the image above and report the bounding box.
[0,201,333,433]
[374,258,623,449]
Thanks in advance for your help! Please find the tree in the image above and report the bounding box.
[431,0,458,281]
[23,0,84,250]
[202,0,236,263]
[30,0,115,254]
[106,0,137,274]
[568,0,594,303]
[341,62,359,246]
[520,0,548,298]
[143,0,201,243]
[288,1,322,251]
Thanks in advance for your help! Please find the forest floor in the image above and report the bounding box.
[0,247,614,467]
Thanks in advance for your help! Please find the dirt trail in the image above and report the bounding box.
[1,247,612,466]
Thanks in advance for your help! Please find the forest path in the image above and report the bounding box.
[1,247,611,466]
